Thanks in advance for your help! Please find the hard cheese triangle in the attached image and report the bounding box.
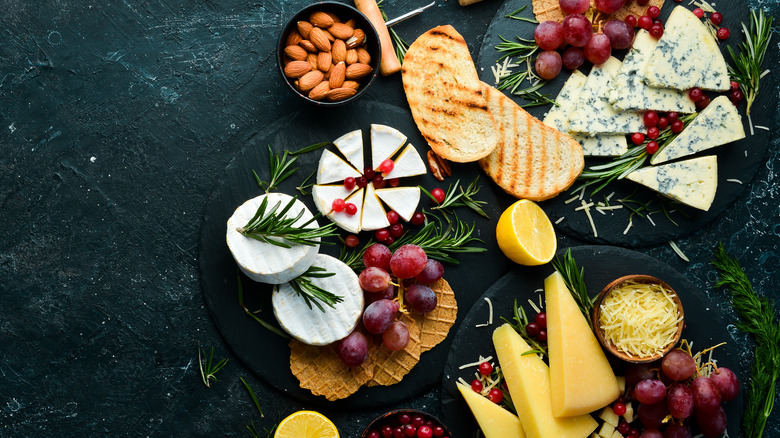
[545,272,620,417]
[626,155,718,211]
[457,382,526,438]
[641,6,730,91]
[493,324,597,438]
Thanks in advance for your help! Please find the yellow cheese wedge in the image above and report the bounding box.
[546,272,621,417]
[493,324,597,438]
[457,382,526,438]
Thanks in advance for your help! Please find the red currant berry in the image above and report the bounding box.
[613,402,627,416]
[410,212,426,226]
[631,132,646,145]
[710,11,723,25]
[625,15,637,27]
[693,8,705,18]
[332,198,346,212]
[356,176,368,188]
[430,188,446,204]
[717,27,730,40]
[487,388,504,403]
[696,95,711,109]
[730,81,740,90]
[471,379,483,393]
[363,167,376,180]
[535,312,547,329]
[638,15,652,30]
[387,210,400,225]
[399,414,411,425]
[389,223,404,238]
[647,6,660,18]
[417,426,433,438]
[388,178,401,188]
[344,177,356,190]
[537,330,547,342]
[645,141,659,154]
[667,111,679,122]
[688,87,703,101]
[671,120,684,133]
[730,89,744,105]
[345,234,359,248]
[526,322,541,337]
[375,228,390,242]
[649,23,664,38]
[379,159,395,174]
[382,426,394,438]
[647,126,660,140]
[411,416,425,428]
[368,431,381,438]
[393,427,405,438]
[432,426,445,438]
[373,174,387,189]
[345,202,358,215]
[617,420,631,434]
[643,111,659,128]
[404,424,416,437]
[479,362,493,376]
[657,116,669,130]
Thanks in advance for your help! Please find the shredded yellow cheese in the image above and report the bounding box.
[599,281,681,358]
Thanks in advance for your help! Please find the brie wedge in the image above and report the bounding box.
[371,124,407,169]
[375,187,421,222]
[311,184,357,215]
[383,144,427,179]
[317,149,361,185]
[325,188,364,234]
[333,129,364,171]
[361,184,391,231]
[626,155,718,211]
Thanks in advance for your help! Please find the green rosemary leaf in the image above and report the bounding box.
[288,265,344,312]
[237,270,290,339]
[290,141,331,155]
[240,377,264,418]
[727,9,773,115]
[256,145,299,193]
[198,342,228,388]
[238,195,339,247]
[420,177,489,218]
[390,214,487,263]
[296,170,316,196]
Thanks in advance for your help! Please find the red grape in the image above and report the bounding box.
[415,259,444,284]
[595,0,626,14]
[410,212,425,226]
[383,321,410,351]
[696,406,727,438]
[603,19,635,50]
[337,331,369,367]
[637,402,669,429]
[405,284,438,313]
[379,159,395,174]
[359,267,391,292]
[663,424,692,438]
[389,223,405,238]
[562,46,585,70]
[584,33,612,65]
[691,376,723,414]
[430,188,445,204]
[390,245,428,279]
[364,284,395,308]
[364,243,392,271]
[709,367,740,402]
[626,363,655,388]
[625,15,638,27]
[634,379,667,404]
[667,383,694,419]
[559,0,590,14]
[363,299,400,334]
[535,50,562,80]
[661,349,697,381]
[562,14,593,47]
[535,21,565,51]
[639,430,663,438]
[345,234,359,248]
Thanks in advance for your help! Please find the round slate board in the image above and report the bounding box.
[198,100,509,408]
[440,245,743,436]
[476,0,778,247]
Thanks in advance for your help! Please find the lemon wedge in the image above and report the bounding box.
[274,411,339,438]
[496,199,557,265]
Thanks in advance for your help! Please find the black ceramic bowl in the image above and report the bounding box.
[277,1,381,106]
[360,409,452,438]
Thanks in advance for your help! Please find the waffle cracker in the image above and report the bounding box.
[289,329,377,401]
[413,278,458,352]
[532,0,664,24]
[366,313,422,387]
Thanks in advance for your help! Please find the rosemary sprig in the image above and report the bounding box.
[290,141,331,155]
[502,299,548,358]
[296,170,316,196]
[339,237,377,271]
[420,177,489,218]
[712,243,780,438]
[238,195,338,248]
[727,9,773,115]
[505,5,538,23]
[390,214,487,264]
[237,270,290,339]
[377,0,410,63]
[240,377,264,418]
[288,266,343,312]
[494,36,555,107]
[551,248,593,327]
[495,35,538,62]
[198,342,228,388]
[255,146,298,193]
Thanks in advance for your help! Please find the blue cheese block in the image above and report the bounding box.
[651,96,745,164]
[273,254,363,345]
[226,193,319,284]
[609,30,696,113]
[641,6,730,91]
[626,155,718,211]
[568,57,645,135]
[577,134,628,157]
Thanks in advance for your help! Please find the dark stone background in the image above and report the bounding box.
[1,0,778,437]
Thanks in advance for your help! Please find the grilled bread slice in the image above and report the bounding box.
[478,83,584,201]
[402,25,498,162]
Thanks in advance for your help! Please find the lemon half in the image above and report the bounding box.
[496,199,557,265]
[274,410,339,438]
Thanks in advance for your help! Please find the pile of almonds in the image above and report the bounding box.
[282,11,374,102]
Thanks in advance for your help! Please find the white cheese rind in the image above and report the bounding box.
[568,57,645,135]
[651,96,745,164]
[375,186,421,222]
[383,144,427,179]
[326,188,364,233]
[371,124,407,169]
[333,129,365,171]
[317,149,362,184]
[273,254,364,346]
[626,155,718,211]
[361,184,391,231]
[226,193,319,284]
[641,6,730,91]
[311,184,357,215]
[609,30,697,113]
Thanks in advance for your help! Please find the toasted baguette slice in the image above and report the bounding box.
[402,25,498,162]
[478,83,584,201]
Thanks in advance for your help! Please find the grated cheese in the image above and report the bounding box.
[459,355,494,370]
[669,240,690,262]
[754,125,769,131]
[748,114,754,136]
[623,218,633,235]
[474,297,494,328]
[580,200,598,238]
[726,178,743,184]
[599,281,682,358]
[555,216,565,224]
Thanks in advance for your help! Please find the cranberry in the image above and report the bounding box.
[537,330,547,342]
[717,27,730,40]
[389,223,404,238]
[535,312,547,328]
[693,8,705,18]
[384,236,394,246]
[657,117,669,130]
[643,111,659,127]
[364,167,376,180]
[345,202,358,215]
[671,120,684,133]
[430,188,446,204]
[471,379,483,393]
[730,81,740,90]
[332,198,346,212]
[368,431,380,438]
[625,15,637,27]
[617,420,631,434]
[393,427,405,438]
[613,402,627,416]
[373,175,386,189]
[647,6,660,18]
[345,234,359,248]
[410,212,426,226]
[356,176,368,188]
[696,95,711,109]
[667,111,679,122]
[387,210,400,225]
[404,424,416,437]
[526,322,541,337]
[479,362,493,376]
[638,15,652,30]
[375,229,390,242]
[411,416,425,428]
[487,388,504,403]
[432,426,445,438]
[344,177,356,190]
[631,132,646,145]
[379,158,395,174]
[628,429,640,438]
[382,426,394,438]
[417,426,433,438]
[398,414,411,424]
[730,89,744,105]
[388,178,400,188]
[647,126,660,140]
[649,23,664,38]
[646,141,659,154]
[710,11,723,25]
[689,87,703,101]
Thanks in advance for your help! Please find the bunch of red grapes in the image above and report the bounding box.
[337,243,444,367]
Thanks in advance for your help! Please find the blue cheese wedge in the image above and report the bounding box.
[609,30,697,113]
[361,184,391,231]
[568,57,644,135]
[625,155,718,211]
[383,144,427,179]
[311,184,357,215]
[316,149,361,184]
[651,96,745,164]
[371,124,407,169]
[578,135,628,157]
[375,187,421,222]
[273,254,363,346]
[641,6,730,91]
[226,193,319,284]
[333,129,364,171]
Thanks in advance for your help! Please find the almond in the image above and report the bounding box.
[325,12,340,23]
[284,45,307,61]
[344,18,356,28]
[356,47,371,65]
[309,27,331,52]
[308,81,331,101]
[329,62,346,89]
[309,11,334,28]
[317,51,332,72]
[299,39,317,53]
[346,28,365,49]
[298,70,324,92]
[345,49,358,65]
[323,29,335,42]
[327,87,357,101]
[284,60,312,78]
[329,22,354,40]
[346,63,371,79]
[285,30,302,46]
[306,53,318,70]
[331,39,347,64]
[342,80,360,91]
[297,21,313,39]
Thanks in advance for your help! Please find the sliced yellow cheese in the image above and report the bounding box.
[457,383,526,438]
[546,272,620,417]
[493,324,597,438]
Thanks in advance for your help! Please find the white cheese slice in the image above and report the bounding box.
[641,6,730,91]
[326,187,364,233]
[371,124,407,169]
[273,254,364,345]
[383,144,427,179]
[333,129,364,171]
[578,134,628,157]
[226,193,319,284]
[361,184,391,231]
[375,186,421,222]
[609,30,697,113]
[311,184,357,215]
[625,155,718,211]
[651,96,745,164]
[316,149,361,185]
[568,57,645,135]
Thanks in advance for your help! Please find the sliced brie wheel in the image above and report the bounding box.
[376,187,421,222]
[273,254,364,346]
[311,184,357,215]
[371,124,407,169]
[361,184,390,231]
[383,144,427,179]
[317,149,361,185]
[333,129,364,171]
[626,155,717,211]
[226,193,319,284]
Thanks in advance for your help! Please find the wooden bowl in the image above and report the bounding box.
[592,274,684,363]
[360,409,452,438]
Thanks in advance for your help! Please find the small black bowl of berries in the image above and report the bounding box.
[361,409,452,438]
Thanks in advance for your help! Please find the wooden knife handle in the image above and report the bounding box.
[354,0,402,76]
